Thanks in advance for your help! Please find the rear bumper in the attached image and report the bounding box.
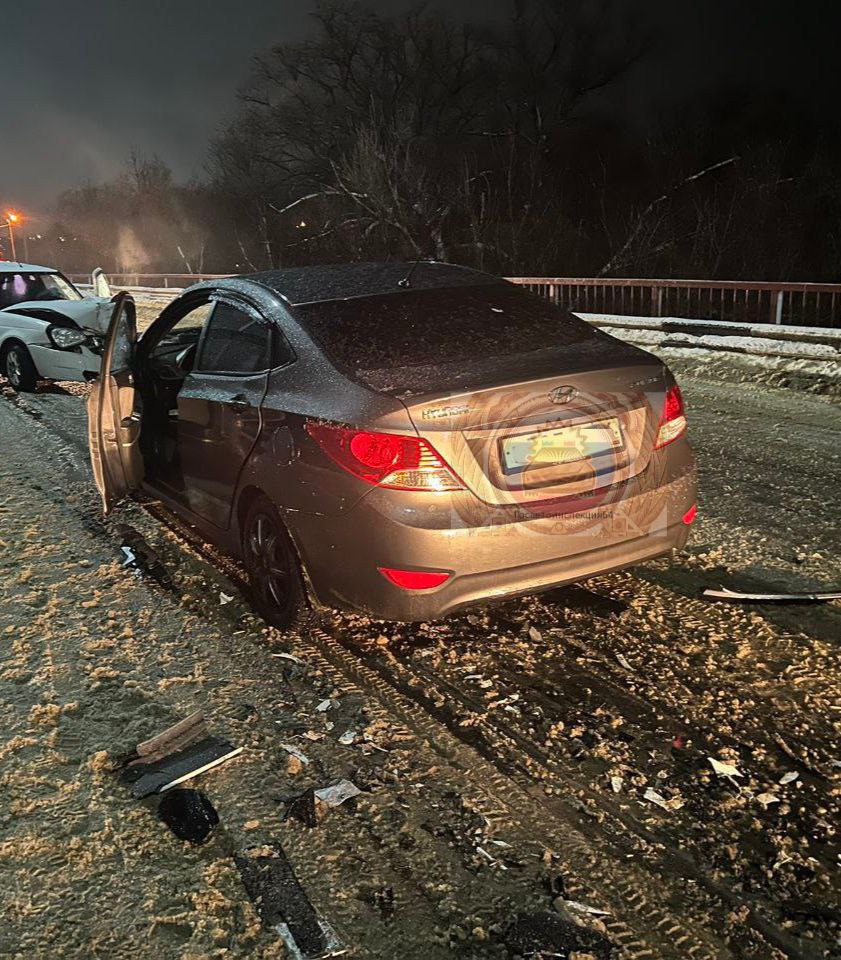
[290,441,697,621]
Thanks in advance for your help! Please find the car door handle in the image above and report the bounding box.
[227,395,251,410]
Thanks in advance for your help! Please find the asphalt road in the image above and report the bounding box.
[0,367,839,960]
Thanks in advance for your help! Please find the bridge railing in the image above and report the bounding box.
[69,274,841,328]
[509,277,841,328]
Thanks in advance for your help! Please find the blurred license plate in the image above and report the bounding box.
[501,417,623,471]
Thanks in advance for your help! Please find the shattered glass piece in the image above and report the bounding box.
[158,788,219,844]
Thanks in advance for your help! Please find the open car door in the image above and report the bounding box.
[87,292,144,514]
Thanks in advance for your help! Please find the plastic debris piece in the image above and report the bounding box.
[756,792,780,808]
[314,780,361,807]
[271,652,303,664]
[280,744,311,766]
[702,586,841,603]
[643,787,683,811]
[126,737,243,799]
[338,729,357,746]
[315,699,334,713]
[779,771,798,785]
[219,591,234,605]
[158,788,219,844]
[709,757,743,778]
[615,653,633,671]
[610,776,623,794]
[528,626,542,643]
[235,843,343,958]
[563,900,612,917]
[120,545,137,568]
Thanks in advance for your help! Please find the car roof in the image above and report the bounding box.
[0,261,57,274]
[241,260,498,307]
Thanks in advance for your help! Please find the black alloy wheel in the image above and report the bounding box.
[242,496,306,628]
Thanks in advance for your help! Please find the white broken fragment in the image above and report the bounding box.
[610,776,624,794]
[756,792,780,809]
[564,900,611,918]
[709,757,743,778]
[316,699,334,713]
[219,591,234,605]
[270,652,303,664]
[338,729,357,745]
[120,546,136,567]
[643,787,683,811]
[779,771,799,785]
[280,743,311,765]
[314,780,361,806]
[615,653,633,672]
[528,626,542,643]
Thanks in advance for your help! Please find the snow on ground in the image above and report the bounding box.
[0,341,839,959]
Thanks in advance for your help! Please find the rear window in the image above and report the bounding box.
[295,284,592,375]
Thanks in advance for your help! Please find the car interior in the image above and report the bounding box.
[136,294,279,496]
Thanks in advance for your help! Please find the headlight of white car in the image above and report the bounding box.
[47,325,88,349]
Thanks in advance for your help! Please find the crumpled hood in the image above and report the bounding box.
[0,297,113,333]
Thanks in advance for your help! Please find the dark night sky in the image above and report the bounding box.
[2,0,839,214]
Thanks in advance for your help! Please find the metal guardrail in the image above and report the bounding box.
[511,277,841,329]
[70,273,841,328]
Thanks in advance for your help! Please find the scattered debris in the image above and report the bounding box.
[708,757,743,779]
[314,780,361,807]
[280,743,311,766]
[338,729,357,745]
[476,846,508,870]
[270,652,303,664]
[158,788,219,844]
[120,545,138,570]
[123,737,243,800]
[219,591,234,605]
[702,586,841,603]
[563,901,612,918]
[610,776,623,794]
[235,843,344,959]
[643,787,683,811]
[756,792,780,809]
[615,653,633,671]
[779,771,799,785]
[315,699,334,713]
[528,625,543,643]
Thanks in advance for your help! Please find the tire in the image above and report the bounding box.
[241,495,307,629]
[3,343,38,392]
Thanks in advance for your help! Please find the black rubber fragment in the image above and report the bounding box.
[158,789,219,844]
[235,844,326,956]
[282,787,319,828]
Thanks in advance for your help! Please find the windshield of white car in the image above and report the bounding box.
[0,272,82,309]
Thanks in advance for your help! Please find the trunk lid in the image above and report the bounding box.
[394,339,666,507]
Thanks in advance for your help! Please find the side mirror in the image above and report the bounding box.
[91,267,112,299]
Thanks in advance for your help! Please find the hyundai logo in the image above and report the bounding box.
[549,385,578,404]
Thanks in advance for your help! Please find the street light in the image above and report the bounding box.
[3,211,21,261]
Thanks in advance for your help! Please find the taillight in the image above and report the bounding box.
[682,504,698,525]
[378,567,451,589]
[654,384,687,448]
[305,421,463,491]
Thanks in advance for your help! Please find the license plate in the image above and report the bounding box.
[501,417,623,471]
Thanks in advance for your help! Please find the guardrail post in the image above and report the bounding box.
[771,290,784,325]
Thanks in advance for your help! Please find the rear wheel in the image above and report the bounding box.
[3,343,38,392]
[242,495,306,629]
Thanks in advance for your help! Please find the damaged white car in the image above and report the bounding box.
[0,262,113,391]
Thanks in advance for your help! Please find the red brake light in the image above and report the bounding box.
[305,421,463,491]
[378,567,451,589]
[655,384,687,448]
